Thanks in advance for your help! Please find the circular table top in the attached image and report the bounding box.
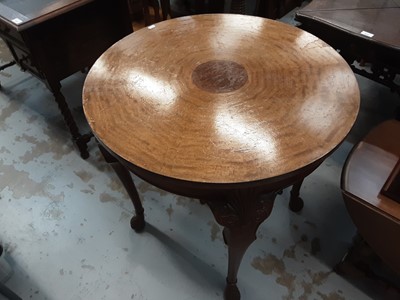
[83,14,360,184]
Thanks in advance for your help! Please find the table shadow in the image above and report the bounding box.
[142,223,226,291]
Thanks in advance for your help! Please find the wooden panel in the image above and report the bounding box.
[342,120,400,220]
[381,160,400,203]
[300,0,399,10]
[296,0,400,50]
[341,120,400,273]
[0,0,94,31]
[342,143,400,219]
[19,0,132,82]
[343,190,400,273]
[0,0,132,158]
[257,0,302,19]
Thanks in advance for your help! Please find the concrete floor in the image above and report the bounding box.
[0,10,400,300]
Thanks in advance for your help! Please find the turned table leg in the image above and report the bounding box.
[289,178,304,212]
[48,80,93,159]
[98,144,145,232]
[207,191,277,300]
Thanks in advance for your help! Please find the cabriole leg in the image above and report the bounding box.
[98,144,145,232]
[207,191,276,300]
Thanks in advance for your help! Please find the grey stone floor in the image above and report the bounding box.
[0,12,399,300]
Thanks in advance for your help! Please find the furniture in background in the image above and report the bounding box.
[137,0,237,24]
[257,0,303,19]
[341,120,400,273]
[128,0,230,25]
[292,0,400,220]
[83,14,359,299]
[142,0,171,25]
[295,0,400,96]
[127,0,146,20]
[0,0,133,158]
[136,0,305,25]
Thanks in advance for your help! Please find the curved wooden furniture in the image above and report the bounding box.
[83,14,360,300]
[341,120,400,273]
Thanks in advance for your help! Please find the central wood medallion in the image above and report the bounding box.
[192,60,248,93]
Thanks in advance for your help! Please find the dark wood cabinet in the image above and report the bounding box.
[158,0,304,18]
[257,0,304,19]
[0,0,133,158]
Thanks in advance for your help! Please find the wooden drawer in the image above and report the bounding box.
[0,23,45,79]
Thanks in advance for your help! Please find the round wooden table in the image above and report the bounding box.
[83,14,360,300]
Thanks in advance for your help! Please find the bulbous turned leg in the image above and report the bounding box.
[289,179,304,212]
[98,144,145,232]
[207,191,276,300]
[48,80,92,159]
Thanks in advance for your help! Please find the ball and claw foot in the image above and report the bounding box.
[224,282,240,300]
[80,150,90,160]
[289,197,304,212]
[130,215,145,232]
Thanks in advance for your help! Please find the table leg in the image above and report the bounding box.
[98,144,145,232]
[289,179,304,212]
[207,191,276,300]
[48,81,92,159]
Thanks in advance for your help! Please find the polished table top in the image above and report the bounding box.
[83,14,360,299]
[83,14,359,185]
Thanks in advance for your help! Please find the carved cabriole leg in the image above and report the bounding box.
[98,144,145,232]
[207,190,277,300]
[47,81,91,159]
[289,178,304,212]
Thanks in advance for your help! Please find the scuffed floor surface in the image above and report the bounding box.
[0,32,399,300]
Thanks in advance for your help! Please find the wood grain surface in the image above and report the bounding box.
[342,120,400,220]
[341,120,400,273]
[83,14,360,184]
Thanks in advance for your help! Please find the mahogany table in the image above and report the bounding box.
[0,0,132,158]
[83,14,360,300]
[295,0,400,95]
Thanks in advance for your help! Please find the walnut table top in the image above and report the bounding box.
[83,14,359,185]
[83,14,360,300]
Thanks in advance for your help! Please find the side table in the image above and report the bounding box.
[83,14,360,299]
